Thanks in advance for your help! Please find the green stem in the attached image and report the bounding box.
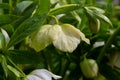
[49,15,59,24]
[61,53,70,79]
[41,51,51,71]
[62,60,70,80]
[7,57,26,77]
[97,26,120,64]
[9,0,13,14]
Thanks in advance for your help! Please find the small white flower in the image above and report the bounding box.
[24,69,62,80]
[93,41,105,48]
[30,24,90,52]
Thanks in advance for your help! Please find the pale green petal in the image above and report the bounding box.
[50,24,80,52]
[29,25,52,52]
[29,24,90,52]
[79,31,90,44]
[63,24,90,44]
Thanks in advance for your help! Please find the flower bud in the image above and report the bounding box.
[89,19,100,33]
[80,58,98,78]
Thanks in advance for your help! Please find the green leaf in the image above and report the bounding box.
[7,14,47,49]
[7,65,21,77]
[1,24,14,36]
[94,13,112,26]
[84,7,112,26]
[16,1,33,14]
[87,7,105,14]
[0,32,6,49]
[94,74,106,80]
[71,11,81,25]
[8,50,43,64]
[100,64,120,80]
[34,0,50,15]
[0,3,10,9]
[0,15,13,25]
[49,4,81,15]
[0,14,19,26]
[1,55,8,77]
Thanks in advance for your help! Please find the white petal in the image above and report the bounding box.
[29,25,53,52]
[30,69,61,80]
[25,75,42,80]
[50,24,89,53]
[1,28,10,44]
[93,41,104,47]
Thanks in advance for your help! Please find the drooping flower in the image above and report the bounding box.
[30,24,90,52]
[24,69,61,80]
[49,24,90,52]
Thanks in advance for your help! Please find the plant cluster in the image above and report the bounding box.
[0,0,120,80]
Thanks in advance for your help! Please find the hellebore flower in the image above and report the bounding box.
[30,24,90,53]
[24,69,61,80]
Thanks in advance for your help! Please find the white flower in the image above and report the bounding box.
[49,24,90,52]
[30,24,90,52]
[24,69,61,80]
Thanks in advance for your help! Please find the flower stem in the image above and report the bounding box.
[7,56,26,77]
[61,53,70,79]
[49,15,59,24]
[97,26,120,64]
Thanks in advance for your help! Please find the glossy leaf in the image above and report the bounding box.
[94,13,112,26]
[34,0,50,15]
[16,1,33,14]
[84,6,112,26]
[0,32,6,49]
[7,14,47,49]
[87,7,105,14]
[49,4,81,15]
